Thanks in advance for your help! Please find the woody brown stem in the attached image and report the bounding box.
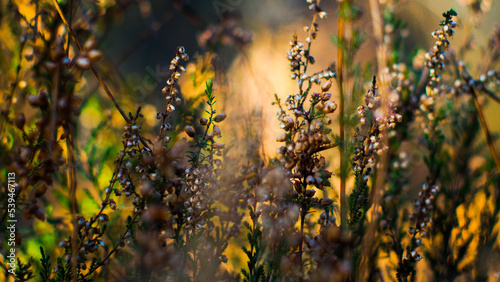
[469,87,500,176]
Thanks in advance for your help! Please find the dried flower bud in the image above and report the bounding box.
[161,87,169,95]
[88,50,103,61]
[320,198,333,206]
[83,39,96,51]
[324,101,337,113]
[321,80,332,92]
[321,92,331,101]
[28,95,39,107]
[306,175,315,185]
[34,207,46,221]
[166,104,175,112]
[35,183,48,198]
[276,133,287,142]
[213,142,225,149]
[76,57,91,69]
[214,113,227,122]
[284,116,294,128]
[199,117,208,125]
[98,214,109,222]
[14,113,25,129]
[184,126,195,137]
[213,125,222,137]
[305,189,316,197]
[109,199,117,211]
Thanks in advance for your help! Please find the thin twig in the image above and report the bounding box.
[469,86,500,176]
[459,64,500,175]
[480,87,500,103]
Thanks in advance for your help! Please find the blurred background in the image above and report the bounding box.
[96,0,500,147]
[93,0,500,193]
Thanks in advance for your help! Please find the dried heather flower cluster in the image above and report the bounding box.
[425,9,457,96]
[395,183,439,272]
[414,11,458,154]
[182,89,228,234]
[265,2,349,277]
[288,36,335,86]
[55,108,152,277]
[307,0,327,20]
[157,46,189,140]
[289,0,334,88]
[183,166,214,233]
[276,81,336,172]
[352,77,401,173]
[278,0,335,176]
[288,35,306,75]
[409,183,438,237]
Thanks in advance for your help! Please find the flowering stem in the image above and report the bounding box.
[194,80,215,166]
[82,213,139,279]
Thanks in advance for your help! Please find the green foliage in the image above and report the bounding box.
[187,79,217,166]
[441,9,458,26]
[348,171,369,228]
[241,207,265,282]
[14,258,35,281]
[40,247,52,282]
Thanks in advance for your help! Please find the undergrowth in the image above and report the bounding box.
[1,0,500,281]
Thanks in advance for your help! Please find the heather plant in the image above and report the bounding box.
[1,0,500,281]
